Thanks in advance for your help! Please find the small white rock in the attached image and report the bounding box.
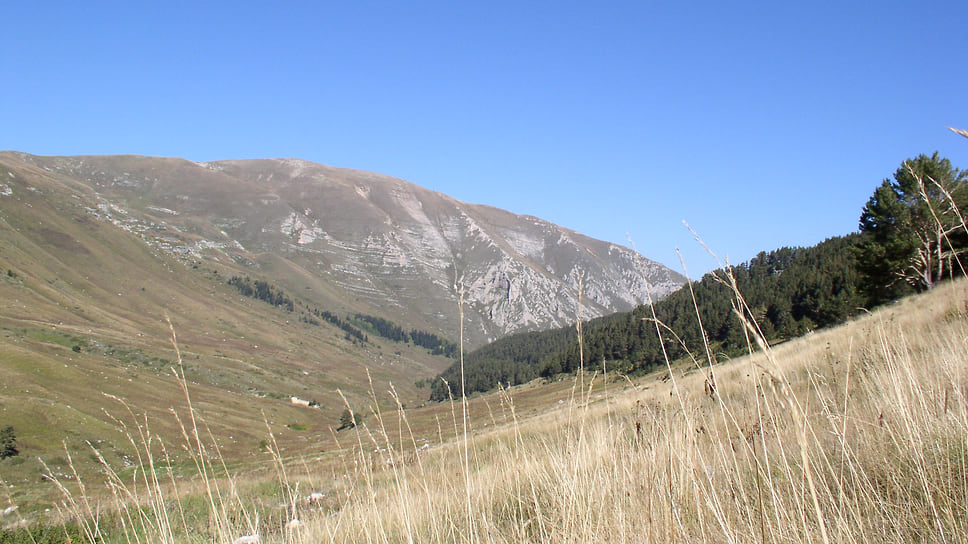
[307,491,325,504]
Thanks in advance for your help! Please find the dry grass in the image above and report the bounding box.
[18,275,966,543]
[300,279,967,544]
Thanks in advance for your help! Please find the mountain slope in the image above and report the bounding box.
[2,152,684,347]
[0,150,681,491]
[0,154,450,490]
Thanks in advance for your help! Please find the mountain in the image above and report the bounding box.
[1,152,684,348]
[0,150,682,477]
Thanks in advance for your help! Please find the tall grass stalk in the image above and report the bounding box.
[455,276,474,543]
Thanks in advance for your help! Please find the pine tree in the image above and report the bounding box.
[858,153,968,303]
[0,426,18,459]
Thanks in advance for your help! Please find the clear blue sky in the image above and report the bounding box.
[3,1,967,275]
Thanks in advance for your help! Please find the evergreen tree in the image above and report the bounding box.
[0,426,18,459]
[858,153,968,304]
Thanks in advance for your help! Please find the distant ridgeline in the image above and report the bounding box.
[227,275,457,357]
[430,235,864,401]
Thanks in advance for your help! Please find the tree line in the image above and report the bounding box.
[430,152,968,401]
[352,314,457,357]
[226,275,456,356]
[227,275,295,311]
[306,308,368,343]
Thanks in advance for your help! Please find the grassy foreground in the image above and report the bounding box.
[5,278,968,543]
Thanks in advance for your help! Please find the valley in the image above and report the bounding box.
[1,150,965,543]
[0,151,680,512]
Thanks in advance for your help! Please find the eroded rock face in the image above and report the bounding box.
[11,153,684,347]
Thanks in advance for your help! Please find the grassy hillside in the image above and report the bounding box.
[5,275,965,542]
[290,278,968,543]
[0,156,456,508]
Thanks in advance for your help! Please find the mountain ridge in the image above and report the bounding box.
[2,151,684,347]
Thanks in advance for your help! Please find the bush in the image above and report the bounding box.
[337,409,362,430]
